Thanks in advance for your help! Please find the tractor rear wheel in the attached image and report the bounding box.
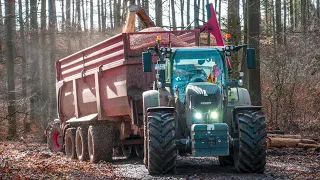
[234,110,267,173]
[76,126,89,161]
[88,124,114,163]
[65,128,77,160]
[47,123,63,152]
[147,110,177,175]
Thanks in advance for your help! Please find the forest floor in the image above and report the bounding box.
[0,138,319,180]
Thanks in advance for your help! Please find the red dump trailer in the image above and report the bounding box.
[47,29,200,162]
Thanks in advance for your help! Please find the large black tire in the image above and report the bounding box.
[47,123,63,152]
[147,110,177,175]
[234,110,267,173]
[65,128,77,160]
[76,126,89,161]
[88,124,114,163]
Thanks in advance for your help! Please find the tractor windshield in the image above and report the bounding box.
[172,49,225,103]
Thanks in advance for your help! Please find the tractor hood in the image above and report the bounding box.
[185,82,221,112]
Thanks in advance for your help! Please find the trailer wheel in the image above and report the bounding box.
[88,125,113,163]
[234,110,267,173]
[122,145,132,158]
[135,144,144,158]
[76,127,89,161]
[65,128,77,160]
[147,110,176,175]
[47,123,63,152]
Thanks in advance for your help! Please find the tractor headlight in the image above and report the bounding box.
[210,111,219,119]
[194,112,202,119]
[156,81,162,88]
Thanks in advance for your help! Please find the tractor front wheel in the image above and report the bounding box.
[47,123,63,152]
[147,110,177,175]
[234,110,267,173]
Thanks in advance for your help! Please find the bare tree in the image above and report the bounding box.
[18,0,29,133]
[247,0,262,105]
[98,0,101,31]
[82,0,87,31]
[48,0,57,118]
[62,0,65,31]
[41,0,48,127]
[290,0,294,29]
[30,0,41,123]
[171,0,176,30]
[301,0,307,34]
[180,0,184,29]
[187,0,190,29]
[109,0,113,28]
[66,0,72,53]
[276,0,282,44]
[155,0,163,26]
[227,0,240,76]
[5,0,17,140]
[90,0,93,31]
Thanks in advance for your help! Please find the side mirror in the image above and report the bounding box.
[247,48,256,69]
[142,52,152,72]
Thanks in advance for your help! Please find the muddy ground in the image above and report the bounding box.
[0,140,319,180]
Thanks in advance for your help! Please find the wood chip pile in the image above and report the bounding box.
[129,27,192,56]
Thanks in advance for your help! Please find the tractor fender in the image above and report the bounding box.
[228,88,251,106]
[143,90,159,116]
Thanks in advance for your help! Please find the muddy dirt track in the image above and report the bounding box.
[0,141,319,179]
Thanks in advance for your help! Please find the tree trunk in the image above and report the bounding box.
[194,0,199,27]
[187,0,190,29]
[272,0,276,55]
[276,0,282,45]
[113,0,117,27]
[228,0,240,76]
[18,0,28,133]
[41,0,48,129]
[283,0,287,45]
[98,0,101,31]
[144,0,149,15]
[171,0,177,30]
[247,0,262,106]
[62,0,65,31]
[265,0,269,35]
[114,0,121,27]
[90,0,93,31]
[180,0,184,29]
[218,0,222,26]
[317,0,320,27]
[155,0,162,27]
[66,0,72,53]
[5,0,17,140]
[101,0,105,31]
[109,0,113,28]
[294,0,297,29]
[215,0,217,10]
[301,0,307,34]
[30,0,41,123]
[76,0,82,48]
[82,0,86,31]
[290,0,294,29]
[48,0,57,119]
[241,0,249,89]
[72,0,75,27]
